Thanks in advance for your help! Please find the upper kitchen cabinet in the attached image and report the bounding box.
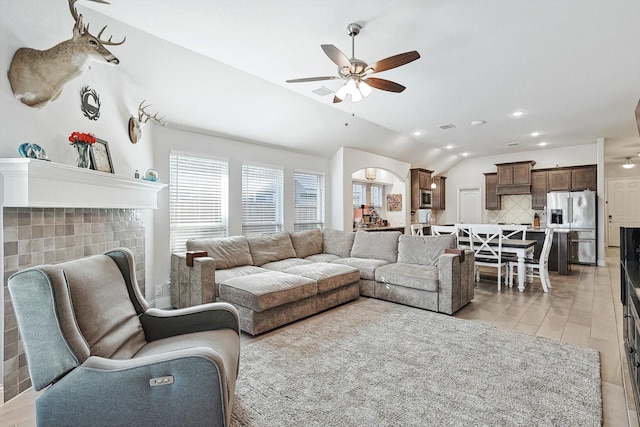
[547,169,571,191]
[431,176,446,210]
[571,165,597,191]
[484,172,501,210]
[495,161,536,195]
[410,168,433,211]
[546,165,597,191]
[531,170,547,209]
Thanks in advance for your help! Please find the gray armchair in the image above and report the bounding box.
[8,248,240,427]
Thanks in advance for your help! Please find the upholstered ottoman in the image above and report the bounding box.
[282,262,360,312]
[219,270,317,335]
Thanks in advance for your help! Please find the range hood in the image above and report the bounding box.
[496,185,531,195]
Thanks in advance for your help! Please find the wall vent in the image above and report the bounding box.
[505,141,520,147]
[312,87,334,97]
[438,123,456,130]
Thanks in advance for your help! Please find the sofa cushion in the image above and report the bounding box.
[350,230,401,263]
[333,257,390,281]
[374,263,439,292]
[214,265,270,285]
[219,271,317,312]
[247,232,297,266]
[397,234,457,266]
[186,236,253,270]
[322,229,355,258]
[283,262,360,293]
[305,253,341,263]
[261,258,314,271]
[290,229,323,258]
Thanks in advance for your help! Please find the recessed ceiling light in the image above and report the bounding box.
[445,145,453,150]
[470,120,486,126]
[413,131,423,136]
[461,152,469,157]
[511,111,524,118]
[530,131,540,137]
[538,141,548,146]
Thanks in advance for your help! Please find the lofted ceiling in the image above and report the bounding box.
[52,1,640,169]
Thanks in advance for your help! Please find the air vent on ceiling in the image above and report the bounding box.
[438,123,456,130]
[506,141,520,147]
[312,87,334,97]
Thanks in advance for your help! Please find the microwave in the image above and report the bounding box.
[420,189,432,208]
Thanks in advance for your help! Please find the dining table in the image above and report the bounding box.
[457,236,536,292]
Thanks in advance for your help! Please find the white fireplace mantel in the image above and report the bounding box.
[0,158,166,209]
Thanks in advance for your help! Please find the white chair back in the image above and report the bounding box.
[540,228,554,266]
[410,224,424,235]
[469,224,504,260]
[431,225,457,236]
[500,224,528,240]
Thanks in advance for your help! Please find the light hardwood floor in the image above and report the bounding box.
[0,248,637,426]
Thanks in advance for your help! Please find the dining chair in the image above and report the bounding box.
[500,224,528,240]
[410,223,424,235]
[468,224,509,291]
[508,227,554,292]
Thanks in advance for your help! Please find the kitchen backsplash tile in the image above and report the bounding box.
[486,194,546,225]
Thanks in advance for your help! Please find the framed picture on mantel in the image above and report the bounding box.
[90,138,114,173]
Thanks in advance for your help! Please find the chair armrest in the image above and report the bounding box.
[140,302,240,341]
[170,253,216,308]
[38,351,229,427]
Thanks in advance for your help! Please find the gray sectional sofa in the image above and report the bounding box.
[171,228,474,335]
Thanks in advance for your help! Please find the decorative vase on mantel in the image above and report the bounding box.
[68,132,96,169]
[73,143,91,168]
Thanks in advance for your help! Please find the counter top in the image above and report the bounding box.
[354,225,406,232]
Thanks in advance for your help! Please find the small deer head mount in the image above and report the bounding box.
[7,0,125,108]
[128,100,167,144]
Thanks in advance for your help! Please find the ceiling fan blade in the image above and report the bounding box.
[321,44,351,69]
[636,98,640,137]
[365,77,406,93]
[332,96,343,104]
[365,51,420,74]
[286,76,340,83]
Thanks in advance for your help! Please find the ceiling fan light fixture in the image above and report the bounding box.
[335,84,348,100]
[622,157,636,169]
[358,80,373,97]
[345,78,357,94]
[351,89,363,103]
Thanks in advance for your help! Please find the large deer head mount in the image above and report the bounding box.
[128,100,167,144]
[7,0,125,108]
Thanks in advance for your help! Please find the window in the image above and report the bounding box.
[242,164,284,236]
[294,171,325,231]
[370,184,384,210]
[169,153,228,253]
[353,182,366,208]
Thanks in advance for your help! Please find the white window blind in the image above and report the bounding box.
[353,183,366,208]
[169,154,228,253]
[293,171,325,231]
[371,184,384,210]
[242,164,283,236]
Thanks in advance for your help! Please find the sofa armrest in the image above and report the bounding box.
[170,253,216,309]
[436,249,474,314]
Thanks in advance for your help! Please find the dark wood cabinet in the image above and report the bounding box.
[547,169,572,191]
[495,161,535,194]
[571,166,597,191]
[410,168,433,211]
[531,171,547,209]
[431,176,446,210]
[484,173,501,210]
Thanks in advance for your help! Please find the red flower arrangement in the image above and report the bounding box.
[68,132,96,145]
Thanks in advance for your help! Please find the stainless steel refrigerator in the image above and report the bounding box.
[547,190,597,265]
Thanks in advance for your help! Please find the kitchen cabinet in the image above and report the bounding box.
[484,173,501,210]
[571,166,597,191]
[410,168,433,211]
[545,165,597,192]
[531,171,547,209]
[431,176,446,210]
[547,169,571,191]
[495,161,535,194]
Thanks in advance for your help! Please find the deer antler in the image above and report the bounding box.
[138,100,167,127]
[68,0,125,45]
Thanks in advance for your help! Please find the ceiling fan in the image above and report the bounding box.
[286,23,420,103]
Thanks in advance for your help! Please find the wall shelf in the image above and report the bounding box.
[0,158,166,209]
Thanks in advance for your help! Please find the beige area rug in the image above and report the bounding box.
[230,298,602,426]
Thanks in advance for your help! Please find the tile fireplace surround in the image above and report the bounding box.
[0,159,165,402]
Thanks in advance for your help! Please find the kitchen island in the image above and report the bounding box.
[354,225,406,233]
